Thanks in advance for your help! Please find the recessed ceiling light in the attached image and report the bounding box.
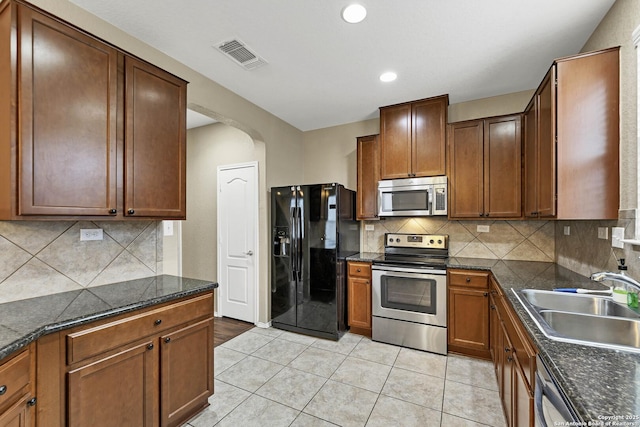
[342,4,367,24]
[379,71,397,82]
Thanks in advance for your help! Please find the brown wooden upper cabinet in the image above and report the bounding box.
[379,95,448,179]
[524,47,619,220]
[448,114,522,219]
[0,0,187,220]
[356,134,380,220]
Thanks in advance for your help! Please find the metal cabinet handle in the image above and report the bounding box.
[109,209,117,214]
[27,397,37,407]
[147,343,154,350]
[127,209,135,215]
[164,337,171,344]
[466,277,471,283]
[0,385,6,395]
[154,319,162,326]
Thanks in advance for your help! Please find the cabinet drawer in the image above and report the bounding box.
[448,269,489,289]
[66,293,213,364]
[348,262,371,278]
[0,348,31,410]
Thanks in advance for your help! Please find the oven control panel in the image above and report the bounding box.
[384,234,448,249]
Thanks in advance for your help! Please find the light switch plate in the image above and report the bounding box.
[365,224,375,231]
[163,221,174,236]
[477,225,490,233]
[80,229,103,241]
[612,227,625,248]
[597,227,608,240]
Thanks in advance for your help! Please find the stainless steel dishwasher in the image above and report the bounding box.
[535,355,580,426]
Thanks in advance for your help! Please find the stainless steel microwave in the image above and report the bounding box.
[378,176,448,217]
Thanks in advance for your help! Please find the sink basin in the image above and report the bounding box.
[539,310,640,350]
[513,289,640,353]
[519,289,640,319]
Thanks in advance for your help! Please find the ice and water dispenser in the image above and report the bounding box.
[273,226,290,256]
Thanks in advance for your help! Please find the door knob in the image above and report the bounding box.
[245,250,254,256]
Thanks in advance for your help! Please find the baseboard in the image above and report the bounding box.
[256,321,272,328]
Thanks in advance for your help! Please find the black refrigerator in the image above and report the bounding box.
[271,183,360,340]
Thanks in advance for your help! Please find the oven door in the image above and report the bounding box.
[372,265,446,326]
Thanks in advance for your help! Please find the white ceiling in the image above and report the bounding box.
[70,0,615,132]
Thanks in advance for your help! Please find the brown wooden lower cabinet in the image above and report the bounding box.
[490,277,536,427]
[347,261,372,337]
[447,269,491,359]
[36,292,215,427]
[0,344,35,427]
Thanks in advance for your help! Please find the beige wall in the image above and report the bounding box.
[448,90,534,123]
[182,123,270,323]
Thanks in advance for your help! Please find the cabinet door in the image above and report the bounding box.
[523,100,538,218]
[448,287,489,355]
[502,324,515,427]
[125,57,186,219]
[356,135,380,220]
[448,120,484,218]
[160,319,213,427]
[67,340,159,427]
[536,69,556,218]
[513,364,534,427]
[484,115,522,218]
[0,395,33,427]
[18,5,118,216]
[380,104,412,179]
[348,277,372,332]
[412,97,447,177]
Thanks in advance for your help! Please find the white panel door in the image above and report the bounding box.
[217,162,258,323]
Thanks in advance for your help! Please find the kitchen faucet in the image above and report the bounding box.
[590,271,640,292]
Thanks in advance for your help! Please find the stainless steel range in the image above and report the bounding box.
[372,233,448,355]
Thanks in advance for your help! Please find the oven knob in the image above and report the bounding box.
[438,239,442,244]
[396,238,400,243]
[429,239,434,244]
[389,238,393,243]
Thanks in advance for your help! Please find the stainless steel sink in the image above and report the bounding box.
[513,289,640,353]
[519,289,640,319]
[539,310,640,349]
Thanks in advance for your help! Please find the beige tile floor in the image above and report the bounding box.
[183,327,507,427]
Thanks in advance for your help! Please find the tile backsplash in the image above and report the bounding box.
[555,211,640,279]
[363,217,555,262]
[0,221,162,303]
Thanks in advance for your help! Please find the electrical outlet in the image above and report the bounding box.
[563,226,570,236]
[597,227,608,240]
[612,227,625,248]
[163,221,174,236]
[365,224,375,231]
[477,225,490,233]
[80,229,103,241]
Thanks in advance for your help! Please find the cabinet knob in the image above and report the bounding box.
[164,337,171,344]
[356,268,361,272]
[147,343,154,350]
[483,292,488,297]
[154,319,162,326]
[127,209,135,215]
[530,211,539,216]
[490,304,496,310]
[507,356,514,362]
[479,213,484,217]
[109,209,117,214]
[27,397,37,407]
[504,347,511,353]
[465,277,471,283]
[0,385,6,395]
[365,281,369,284]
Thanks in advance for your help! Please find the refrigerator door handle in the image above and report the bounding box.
[290,206,297,275]
[296,206,303,282]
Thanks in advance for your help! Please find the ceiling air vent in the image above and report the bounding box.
[216,39,268,70]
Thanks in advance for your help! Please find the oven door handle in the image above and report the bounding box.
[372,265,446,275]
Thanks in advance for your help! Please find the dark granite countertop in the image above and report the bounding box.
[0,275,217,361]
[346,252,382,263]
[348,254,640,422]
